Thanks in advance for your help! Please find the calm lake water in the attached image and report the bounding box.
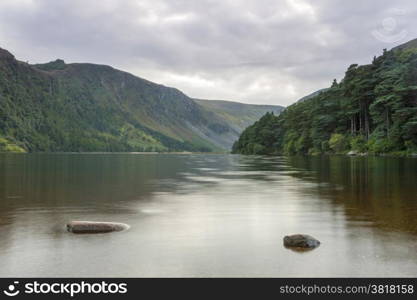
[0,153,416,277]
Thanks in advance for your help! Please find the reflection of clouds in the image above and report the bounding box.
[2,154,417,276]
[139,208,168,215]
[194,168,219,171]
[185,176,224,183]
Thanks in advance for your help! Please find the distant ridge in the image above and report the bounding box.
[295,88,329,104]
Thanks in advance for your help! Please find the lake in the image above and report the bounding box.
[0,153,416,277]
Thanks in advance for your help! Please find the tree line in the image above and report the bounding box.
[233,46,417,155]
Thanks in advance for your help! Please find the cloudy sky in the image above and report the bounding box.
[0,0,416,106]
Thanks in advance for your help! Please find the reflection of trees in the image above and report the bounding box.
[1,152,416,245]
[0,153,191,228]
[284,155,417,234]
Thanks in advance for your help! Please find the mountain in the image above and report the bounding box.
[392,37,417,52]
[295,88,328,103]
[232,39,417,155]
[194,99,283,148]
[0,47,283,153]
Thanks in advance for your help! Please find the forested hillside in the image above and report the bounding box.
[233,40,417,156]
[0,47,282,153]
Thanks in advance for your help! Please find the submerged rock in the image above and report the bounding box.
[67,221,129,234]
[283,234,320,249]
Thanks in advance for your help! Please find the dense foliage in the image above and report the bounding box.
[233,45,417,155]
[231,112,282,155]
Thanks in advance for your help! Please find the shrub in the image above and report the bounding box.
[350,135,367,153]
[329,133,348,153]
[405,141,417,153]
[367,138,396,153]
[252,143,266,154]
[0,137,26,153]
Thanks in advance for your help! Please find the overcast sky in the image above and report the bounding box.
[0,0,416,106]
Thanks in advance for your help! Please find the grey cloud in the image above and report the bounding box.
[0,0,416,105]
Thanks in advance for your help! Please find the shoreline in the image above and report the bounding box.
[0,151,230,155]
[1,151,416,157]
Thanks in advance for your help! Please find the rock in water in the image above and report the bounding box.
[283,234,320,249]
[67,221,129,234]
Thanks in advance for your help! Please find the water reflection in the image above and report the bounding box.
[0,153,416,277]
[285,156,417,234]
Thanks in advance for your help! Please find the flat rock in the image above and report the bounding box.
[67,221,129,234]
[283,234,320,249]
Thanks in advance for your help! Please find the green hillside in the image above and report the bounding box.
[0,47,283,153]
[194,99,283,148]
[233,39,417,156]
